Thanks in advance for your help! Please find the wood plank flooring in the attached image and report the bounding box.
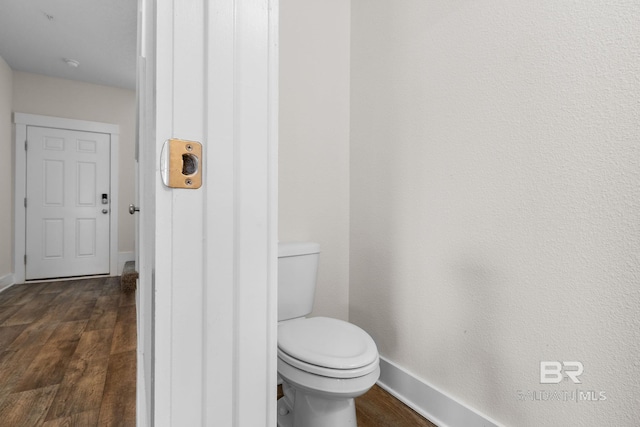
[277,384,437,427]
[355,385,436,427]
[3,276,436,426]
[0,277,136,427]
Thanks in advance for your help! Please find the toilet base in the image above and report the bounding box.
[277,381,357,427]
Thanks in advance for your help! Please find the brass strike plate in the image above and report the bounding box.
[160,138,202,189]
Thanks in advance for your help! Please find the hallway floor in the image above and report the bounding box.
[0,277,136,426]
[1,276,436,426]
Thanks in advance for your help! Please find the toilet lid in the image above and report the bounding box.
[278,317,378,370]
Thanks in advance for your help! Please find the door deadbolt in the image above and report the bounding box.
[160,138,203,189]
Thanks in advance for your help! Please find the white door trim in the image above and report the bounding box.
[140,0,278,425]
[13,112,120,284]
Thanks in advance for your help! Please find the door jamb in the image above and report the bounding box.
[13,112,120,283]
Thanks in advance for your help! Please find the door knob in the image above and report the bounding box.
[129,204,140,215]
[102,209,109,214]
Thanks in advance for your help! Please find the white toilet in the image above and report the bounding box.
[277,242,380,427]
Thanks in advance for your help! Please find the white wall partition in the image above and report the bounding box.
[279,0,351,322]
[0,55,12,281]
[350,1,640,426]
[140,0,278,425]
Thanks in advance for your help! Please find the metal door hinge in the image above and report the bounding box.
[25,140,28,151]
[24,254,27,265]
[24,198,27,208]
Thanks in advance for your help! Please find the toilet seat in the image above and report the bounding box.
[278,348,378,379]
[278,317,379,379]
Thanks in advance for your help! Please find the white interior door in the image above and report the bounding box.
[25,125,111,280]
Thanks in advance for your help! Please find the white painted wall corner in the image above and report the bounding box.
[118,251,135,274]
[378,357,502,427]
[0,273,16,293]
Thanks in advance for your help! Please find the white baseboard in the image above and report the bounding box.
[0,273,16,293]
[377,356,502,427]
[118,252,135,273]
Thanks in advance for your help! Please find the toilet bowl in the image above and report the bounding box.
[276,317,379,427]
[277,243,379,427]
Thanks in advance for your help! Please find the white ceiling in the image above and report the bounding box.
[0,0,137,90]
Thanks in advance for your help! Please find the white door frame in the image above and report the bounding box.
[135,0,152,424]
[137,0,278,425]
[13,113,120,284]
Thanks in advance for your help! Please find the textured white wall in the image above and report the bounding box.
[350,1,640,426]
[12,72,136,255]
[279,0,351,320]
[0,56,13,277]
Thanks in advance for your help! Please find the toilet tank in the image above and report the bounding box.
[278,242,320,321]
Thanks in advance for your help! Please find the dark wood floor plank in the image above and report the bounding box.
[0,277,137,426]
[14,321,87,392]
[0,305,24,324]
[76,278,104,291]
[98,350,136,427]
[0,346,45,406]
[62,302,98,322]
[86,310,118,333]
[44,328,114,420]
[49,287,81,305]
[100,279,122,296]
[73,289,104,303]
[0,324,28,349]
[14,341,79,392]
[1,292,59,326]
[39,281,75,294]
[0,283,47,307]
[0,384,59,426]
[74,329,114,362]
[94,294,120,312]
[45,356,109,421]
[42,410,99,427]
[0,284,27,300]
[86,295,120,332]
[355,384,436,427]
[7,320,59,351]
[39,299,78,325]
[110,305,136,355]
[46,320,88,344]
[2,303,51,327]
